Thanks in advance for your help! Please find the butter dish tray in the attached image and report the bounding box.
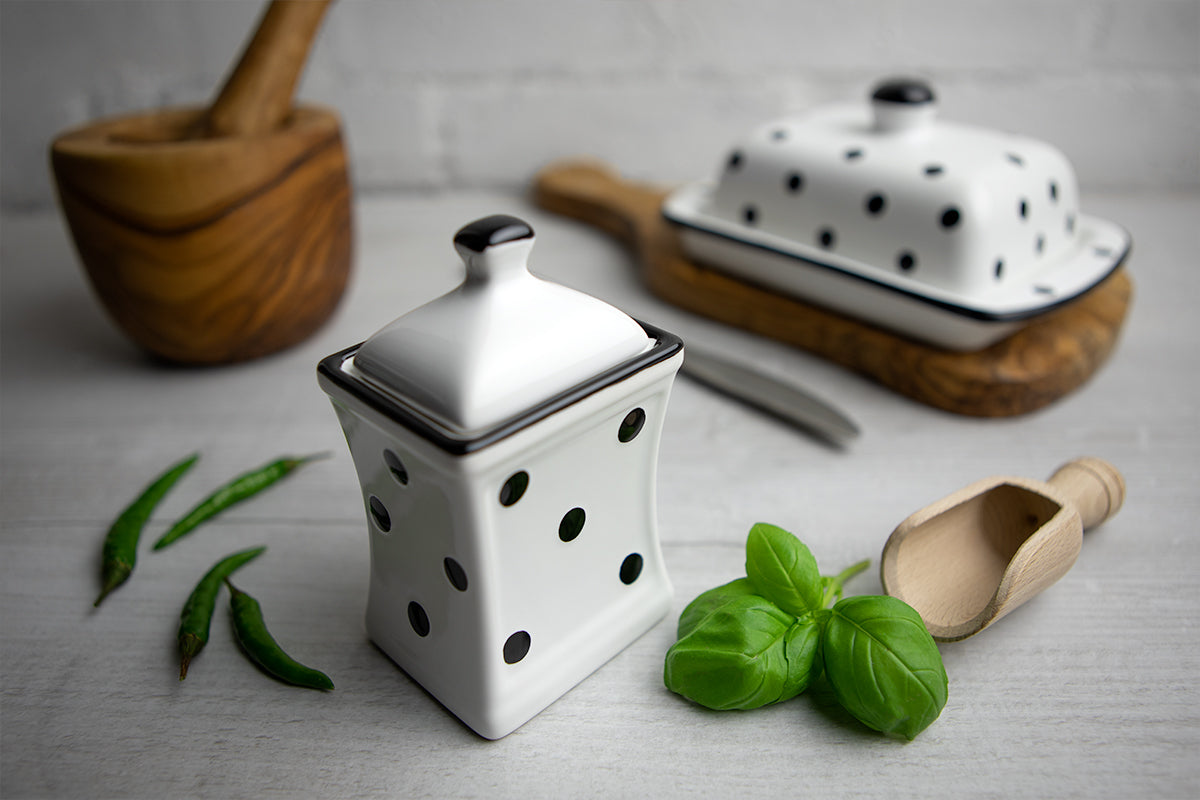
[661,78,1131,351]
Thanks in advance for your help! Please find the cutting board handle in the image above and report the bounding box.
[201,0,334,138]
[532,160,665,251]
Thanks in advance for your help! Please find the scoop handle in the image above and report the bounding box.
[1046,457,1125,530]
[201,0,333,138]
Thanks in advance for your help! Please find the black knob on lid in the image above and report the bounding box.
[454,215,535,253]
[871,78,936,106]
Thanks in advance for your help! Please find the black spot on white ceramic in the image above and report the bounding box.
[619,554,644,585]
[408,601,430,637]
[504,631,531,664]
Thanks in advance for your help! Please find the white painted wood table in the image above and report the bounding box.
[2,190,1198,798]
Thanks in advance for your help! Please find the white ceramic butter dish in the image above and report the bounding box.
[662,78,1131,350]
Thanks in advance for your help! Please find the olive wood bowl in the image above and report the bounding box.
[49,0,351,364]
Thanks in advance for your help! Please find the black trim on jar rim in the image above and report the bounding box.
[318,321,683,456]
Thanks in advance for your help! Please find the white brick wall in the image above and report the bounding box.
[2,0,1197,211]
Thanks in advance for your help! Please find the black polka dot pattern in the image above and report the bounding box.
[620,554,644,585]
[369,495,391,532]
[559,507,586,542]
[710,123,1085,298]
[358,347,677,684]
[499,471,529,506]
[384,450,409,485]
[444,557,468,591]
[408,601,430,637]
[504,631,531,664]
[618,408,646,443]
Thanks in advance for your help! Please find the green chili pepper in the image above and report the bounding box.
[93,452,199,607]
[226,580,334,691]
[152,452,329,551]
[177,545,267,680]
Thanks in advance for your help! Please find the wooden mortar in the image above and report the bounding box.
[50,0,352,364]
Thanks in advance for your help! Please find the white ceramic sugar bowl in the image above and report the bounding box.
[318,215,683,739]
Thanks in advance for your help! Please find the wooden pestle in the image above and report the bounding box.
[880,457,1125,641]
[200,0,332,138]
[50,0,351,364]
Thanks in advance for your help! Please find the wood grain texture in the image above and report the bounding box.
[47,0,348,365]
[881,458,1126,641]
[201,0,334,138]
[532,159,1133,417]
[51,105,352,364]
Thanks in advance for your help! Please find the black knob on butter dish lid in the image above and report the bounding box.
[871,78,936,106]
[870,78,938,133]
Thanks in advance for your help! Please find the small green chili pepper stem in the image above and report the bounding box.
[226,580,334,691]
[94,452,199,607]
[177,545,266,680]
[152,452,330,551]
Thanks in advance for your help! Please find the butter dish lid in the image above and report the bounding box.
[351,215,654,435]
[673,77,1129,303]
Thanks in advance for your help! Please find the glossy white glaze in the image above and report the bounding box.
[353,217,652,434]
[319,215,682,738]
[663,79,1131,350]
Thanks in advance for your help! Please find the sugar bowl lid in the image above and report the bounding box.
[352,215,654,434]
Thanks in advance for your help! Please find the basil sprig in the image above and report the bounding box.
[664,523,948,740]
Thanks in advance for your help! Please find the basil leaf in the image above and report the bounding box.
[676,577,758,639]
[745,522,822,616]
[821,595,948,740]
[782,613,823,697]
[664,594,821,710]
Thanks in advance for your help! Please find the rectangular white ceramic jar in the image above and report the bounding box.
[318,322,682,739]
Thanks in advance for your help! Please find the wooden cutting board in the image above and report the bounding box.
[532,159,1133,417]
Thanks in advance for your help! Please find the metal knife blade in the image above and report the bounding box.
[680,346,860,445]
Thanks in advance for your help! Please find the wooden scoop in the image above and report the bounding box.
[880,457,1125,641]
[50,0,351,364]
